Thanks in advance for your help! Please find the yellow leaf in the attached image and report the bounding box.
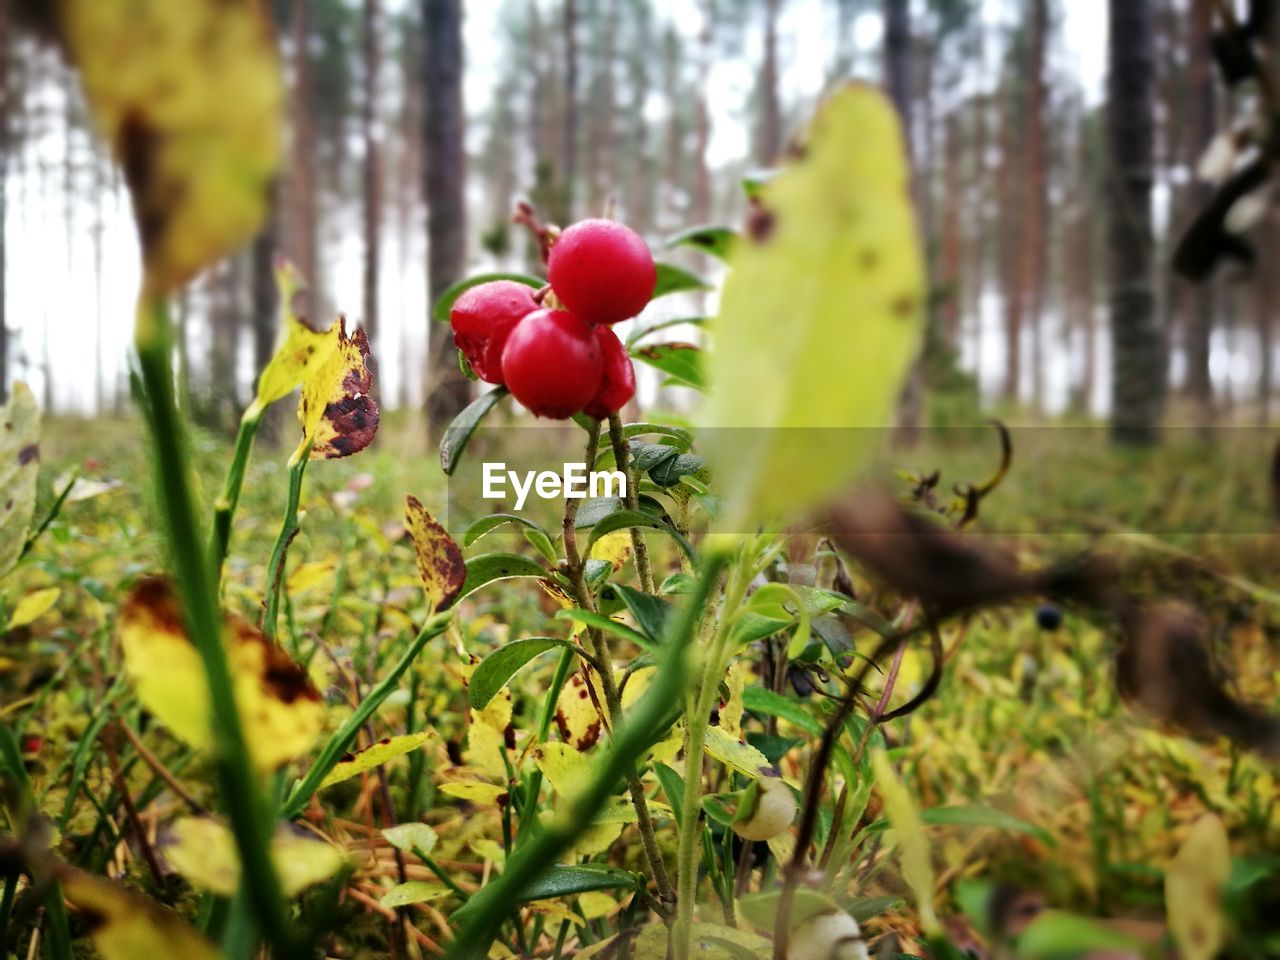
[702,83,924,528]
[704,724,771,779]
[383,823,438,855]
[872,750,938,934]
[319,732,434,790]
[634,921,770,960]
[465,714,509,779]
[1166,814,1231,960]
[578,891,618,920]
[56,0,282,301]
[117,577,324,770]
[287,561,335,596]
[8,587,60,629]
[532,742,593,800]
[59,866,219,960]
[438,781,508,805]
[406,495,465,612]
[163,816,347,898]
[254,259,338,408]
[587,529,632,572]
[0,383,39,578]
[297,319,379,460]
[380,881,449,909]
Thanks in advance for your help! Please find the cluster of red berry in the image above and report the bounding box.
[449,219,656,419]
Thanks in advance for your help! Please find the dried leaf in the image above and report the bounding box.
[298,320,379,459]
[118,577,324,770]
[406,495,465,612]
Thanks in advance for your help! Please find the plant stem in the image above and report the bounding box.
[209,401,265,583]
[607,413,655,592]
[516,647,575,845]
[672,551,752,960]
[263,442,310,642]
[282,612,451,819]
[445,549,727,960]
[563,421,672,905]
[133,298,295,955]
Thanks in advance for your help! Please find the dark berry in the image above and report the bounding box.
[1035,604,1063,631]
[582,327,636,419]
[547,219,656,325]
[501,309,603,418]
[449,280,540,384]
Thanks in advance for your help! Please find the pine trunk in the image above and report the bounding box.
[363,0,382,354]
[1108,0,1162,443]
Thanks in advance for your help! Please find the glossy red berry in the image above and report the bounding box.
[501,309,603,418]
[548,219,656,325]
[449,280,540,384]
[583,327,636,419]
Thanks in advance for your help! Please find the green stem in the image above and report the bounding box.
[133,300,295,956]
[209,401,265,583]
[282,613,451,819]
[446,550,728,960]
[263,444,309,642]
[516,647,575,845]
[607,413,654,593]
[672,551,752,960]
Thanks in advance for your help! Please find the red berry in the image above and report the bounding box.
[501,309,603,418]
[449,281,540,384]
[583,327,636,419]
[548,219,656,325]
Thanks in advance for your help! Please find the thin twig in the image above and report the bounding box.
[117,721,207,815]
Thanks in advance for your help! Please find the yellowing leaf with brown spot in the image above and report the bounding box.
[1166,814,1231,960]
[57,0,281,301]
[254,260,337,408]
[406,495,465,612]
[118,577,323,770]
[438,781,508,805]
[588,530,632,572]
[533,742,593,800]
[59,866,219,960]
[704,724,771,779]
[0,383,39,578]
[702,83,925,528]
[163,816,347,897]
[7,587,60,629]
[555,670,605,750]
[319,731,434,790]
[297,320,379,460]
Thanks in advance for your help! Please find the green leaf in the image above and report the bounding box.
[463,513,553,548]
[451,865,636,926]
[458,552,547,600]
[0,384,40,578]
[631,343,704,390]
[653,763,685,827]
[702,84,925,529]
[843,895,903,924]
[431,273,543,322]
[555,609,656,652]
[1016,911,1143,959]
[704,725,772,778]
[584,509,694,561]
[741,168,776,198]
[862,805,1055,847]
[440,388,508,476]
[666,225,738,260]
[622,422,694,448]
[380,882,449,909]
[626,317,708,349]
[574,496,625,528]
[469,637,575,709]
[605,582,674,643]
[741,687,824,737]
[652,261,711,299]
[739,888,841,934]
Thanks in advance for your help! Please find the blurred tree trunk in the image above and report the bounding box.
[624,1,654,233]
[998,74,1024,402]
[363,0,382,357]
[759,0,781,164]
[560,0,578,223]
[1108,0,1162,443]
[940,110,962,348]
[1021,0,1048,411]
[422,0,469,434]
[286,0,318,294]
[0,0,10,404]
[883,0,912,159]
[1185,0,1215,426]
[1257,216,1274,424]
[693,0,713,223]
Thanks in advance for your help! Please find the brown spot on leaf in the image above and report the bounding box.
[747,204,775,243]
[17,443,38,465]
